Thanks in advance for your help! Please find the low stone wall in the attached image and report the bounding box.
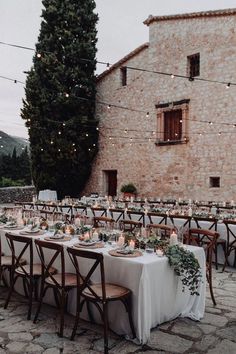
[0,186,36,204]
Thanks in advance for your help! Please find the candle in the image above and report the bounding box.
[74,217,81,227]
[156,249,164,257]
[117,235,125,247]
[84,232,90,241]
[129,240,135,250]
[170,231,178,246]
[65,226,71,235]
[92,230,99,240]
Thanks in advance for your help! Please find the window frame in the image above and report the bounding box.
[120,66,127,86]
[187,53,200,78]
[155,99,190,146]
[209,177,220,188]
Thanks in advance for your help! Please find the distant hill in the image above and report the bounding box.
[0,130,29,156]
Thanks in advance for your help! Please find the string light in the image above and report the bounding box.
[40,148,44,151]
[58,131,62,135]
[218,132,222,136]
[107,104,111,110]
[65,93,69,98]
[226,83,231,89]
[62,123,66,126]
[58,148,61,152]
[146,112,149,118]
[171,74,175,79]
[86,133,89,137]
[36,53,41,58]
[209,121,213,125]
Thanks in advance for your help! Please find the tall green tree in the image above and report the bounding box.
[21,0,99,198]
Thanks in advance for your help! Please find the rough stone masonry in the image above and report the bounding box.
[83,9,236,201]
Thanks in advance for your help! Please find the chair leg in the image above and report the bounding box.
[27,278,34,320]
[103,302,109,354]
[4,275,17,310]
[71,294,82,340]
[207,270,216,306]
[122,297,136,338]
[34,280,46,323]
[215,245,218,270]
[59,289,65,337]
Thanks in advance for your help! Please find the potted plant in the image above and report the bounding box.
[120,183,137,199]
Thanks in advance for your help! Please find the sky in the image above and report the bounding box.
[0,0,236,138]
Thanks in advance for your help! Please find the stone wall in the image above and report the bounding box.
[0,186,36,204]
[83,11,236,202]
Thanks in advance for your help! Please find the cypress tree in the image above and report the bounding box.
[21,0,99,199]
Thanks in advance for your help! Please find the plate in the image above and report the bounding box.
[50,234,65,240]
[78,241,98,246]
[24,229,40,234]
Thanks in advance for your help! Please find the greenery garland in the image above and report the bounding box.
[164,245,202,296]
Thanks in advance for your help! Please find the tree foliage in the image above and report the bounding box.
[0,147,31,186]
[21,0,99,198]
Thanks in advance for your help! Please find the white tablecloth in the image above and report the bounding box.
[0,229,206,343]
[38,190,57,201]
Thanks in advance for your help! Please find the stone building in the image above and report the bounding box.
[83,8,236,201]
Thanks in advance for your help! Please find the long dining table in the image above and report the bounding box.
[0,227,206,344]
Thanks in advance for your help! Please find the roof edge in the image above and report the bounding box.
[97,42,149,81]
[144,8,236,26]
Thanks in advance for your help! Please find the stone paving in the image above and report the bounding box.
[0,267,235,353]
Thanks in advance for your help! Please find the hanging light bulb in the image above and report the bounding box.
[218,132,222,136]
[226,82,231,89]
[107,104,111,110]
[209,121,213,125]
[171,74,175,79]
[146,112,150,118]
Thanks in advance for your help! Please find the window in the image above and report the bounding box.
[187,53,200,77]
[120,66,127,86]
[155,99,190,145]
[164,110,182,142]
[209,177,220,188]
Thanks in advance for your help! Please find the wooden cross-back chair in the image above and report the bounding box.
[146,223,173,239]
[119,219,142,234]
[187,228,219,306]
[33,239,77,337]
[67,247,135,354]
[4,233,42,320]
[1,235,24,288]
[93,216,114,229]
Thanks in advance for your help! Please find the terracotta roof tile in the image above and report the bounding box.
[144,8,236,26]
[97,43,149,81]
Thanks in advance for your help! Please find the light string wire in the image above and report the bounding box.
[1,41,236,144]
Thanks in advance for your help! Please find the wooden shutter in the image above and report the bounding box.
[164,110,182,141]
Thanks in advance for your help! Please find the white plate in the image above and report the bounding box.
[24,229,40,234]
[78,240,98,246]
[50,234,65,240]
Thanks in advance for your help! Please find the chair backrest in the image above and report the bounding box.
[67,247,106,302]
[34,239,64,288]
[187,228,219,267]
[146,223,173,238]
[93,216,114,228]
[5,233,33,277]
[119,219,142,233]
